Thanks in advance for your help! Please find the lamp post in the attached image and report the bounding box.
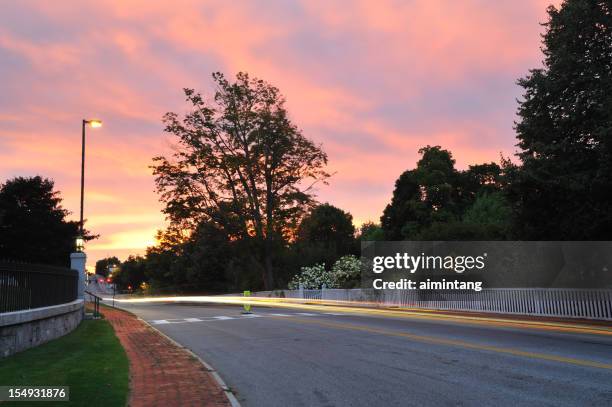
[77,119,102,250]
[72,118,101,308]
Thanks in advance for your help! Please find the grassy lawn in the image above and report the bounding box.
[0,318,129,406]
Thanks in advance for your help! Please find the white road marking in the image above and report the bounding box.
[148,312,341,325]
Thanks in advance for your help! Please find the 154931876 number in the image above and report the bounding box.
[0,386,69,401]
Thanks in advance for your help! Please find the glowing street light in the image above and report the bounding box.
[75,236,85,252]
[88,119,102,128]
[76,118,103,251]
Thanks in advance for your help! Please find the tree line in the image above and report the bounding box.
[2,0,610,292]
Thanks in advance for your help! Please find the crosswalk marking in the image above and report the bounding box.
[148,311,344,325]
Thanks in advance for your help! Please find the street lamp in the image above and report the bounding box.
[75,236,85,252]
[76,119,102,251]
[88,119,102,128]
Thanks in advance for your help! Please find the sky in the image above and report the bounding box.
[0,0,558,267]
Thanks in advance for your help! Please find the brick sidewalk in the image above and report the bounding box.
[102,306,232,407]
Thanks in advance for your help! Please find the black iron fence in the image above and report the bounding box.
[84,290,101,318]
[0,261,78,313]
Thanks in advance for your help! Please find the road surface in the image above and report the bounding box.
[113,301,612,406]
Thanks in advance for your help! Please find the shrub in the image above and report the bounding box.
[332,255,361,287]
[288,263,334,289]
[288,256,363,289]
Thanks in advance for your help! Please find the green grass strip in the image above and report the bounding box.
[0,318,129,406]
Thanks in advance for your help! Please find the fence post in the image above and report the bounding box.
[299,283,304,299]
[322,283,327,300]
[70,252,87,301]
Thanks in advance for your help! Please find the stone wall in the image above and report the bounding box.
[0,300,83,358]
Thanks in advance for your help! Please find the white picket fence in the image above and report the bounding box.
[252,288,612,321]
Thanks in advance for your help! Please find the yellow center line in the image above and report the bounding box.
[252,300,612,336]
[272,316,612,370]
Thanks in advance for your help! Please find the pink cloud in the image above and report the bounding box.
[0,1,556,266]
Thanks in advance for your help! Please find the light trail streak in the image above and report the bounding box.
[101,295,612,336]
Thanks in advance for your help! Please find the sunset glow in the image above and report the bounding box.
[0,1,556,265]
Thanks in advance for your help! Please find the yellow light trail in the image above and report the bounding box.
[104,295,612,337]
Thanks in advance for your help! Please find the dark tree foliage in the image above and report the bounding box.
[113,256,147,291]
[0,176,94,266]
[358,221,385,241]
[381,146,509,240]
[152,72,330,289]
[294,203,356,268]
[461,163,505,200]
[95,256,121,277]
[412,222,509,241]
[181,220,260,293]
[143,226,193,292]
[380,168,424,240]
[413,146,462,219]
[513,0,612,239]
[463,192,512,226]
[296,204,355,248]
[142,217,262,293]
[181,221,233,292]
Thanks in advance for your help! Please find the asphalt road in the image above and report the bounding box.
[114,301,612,407]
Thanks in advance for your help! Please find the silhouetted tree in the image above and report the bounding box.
[152,72,330,289]
[381,146,509,240]
[0,176,94,266]
[381,146,463,239]
[513,0,612,239]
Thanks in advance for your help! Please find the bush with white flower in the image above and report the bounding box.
[331,255,362,287]
[288,263,334,289]
[288,255,362,289]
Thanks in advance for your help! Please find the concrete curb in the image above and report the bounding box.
[137,317,242,407]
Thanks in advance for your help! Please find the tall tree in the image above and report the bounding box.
[514,0,612,239]
[381,146,463,239]
[153,72,330,289]
[0,176,91,266]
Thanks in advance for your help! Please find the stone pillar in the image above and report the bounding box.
[70,252,87,300]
